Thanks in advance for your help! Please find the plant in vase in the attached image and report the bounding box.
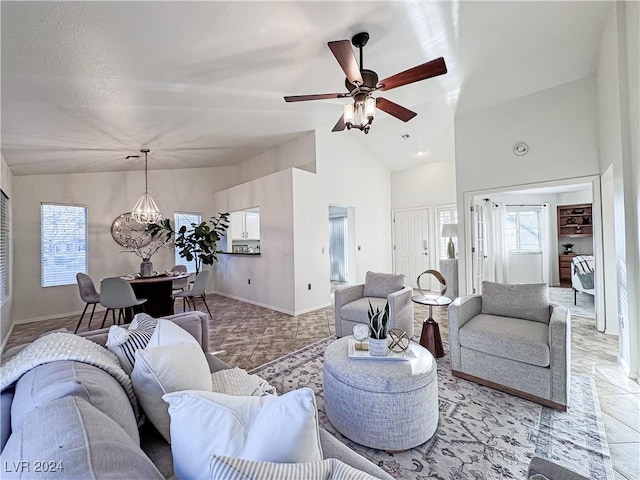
[562,243,575,254]
[368,300,390,356]
[148,213,230,274]
[120,226,173,277]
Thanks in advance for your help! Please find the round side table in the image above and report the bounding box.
[412,269,451,358]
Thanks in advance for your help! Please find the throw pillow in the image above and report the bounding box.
[163,388,323,480]
[362,271,404,298]
[105,317,157,374]
[145,318,198,348]
[481,281,550,324]
[130,312,158,330]
[131,343,211,443]
[210,367,276,396]
[209,455,379,480]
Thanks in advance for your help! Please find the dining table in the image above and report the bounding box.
[123,273,191,319]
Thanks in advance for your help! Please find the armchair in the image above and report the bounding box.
[448,281,570,410]
[334,271,414,339]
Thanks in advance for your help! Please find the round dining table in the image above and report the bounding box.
[124,273,191,319]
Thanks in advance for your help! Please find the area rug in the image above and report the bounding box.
[250,337,614,480]
[549,286,595,319]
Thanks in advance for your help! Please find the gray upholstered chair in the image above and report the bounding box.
[172,269,212,317]
[99,277,147,328]
[74,273,101,333]
[334,271,414,339]
[171,264,189,292]
[448,281,570,410]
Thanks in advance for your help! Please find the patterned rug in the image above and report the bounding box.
[251,337,614,480]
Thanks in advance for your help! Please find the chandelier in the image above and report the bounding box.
[131,148,162,224]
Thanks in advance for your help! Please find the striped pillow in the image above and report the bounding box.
[209,456,379,480]
[106,318,157,375]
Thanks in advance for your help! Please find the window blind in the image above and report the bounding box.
[41,203,87,287]
[506,207,542,252]
[174,212,201,273]
[437,206,458,259]
[0,190,9,303]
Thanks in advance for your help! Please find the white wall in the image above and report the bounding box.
[10,166,235,322]
[391,160,456,210]
[292,130,393,313]
[211,169,296,314]
[601,165,618,335]
[596,1,640,378]
[455,77,600,297]
[0,155,14,347]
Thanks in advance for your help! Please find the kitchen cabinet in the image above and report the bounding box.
[231,211,260,240]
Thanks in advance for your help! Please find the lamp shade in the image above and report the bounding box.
[441,223,458,238]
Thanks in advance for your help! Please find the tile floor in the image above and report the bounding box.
[4,294,639,479]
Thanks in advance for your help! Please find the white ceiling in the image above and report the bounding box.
[1,1,612,175]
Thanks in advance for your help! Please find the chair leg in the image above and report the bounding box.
[112,309,117,327]
[201,294,212,317]
[101,309,110,329]
[574,288,577,305]
[74,303,89,334]
[87,303,97,330]
[183,297,187,312]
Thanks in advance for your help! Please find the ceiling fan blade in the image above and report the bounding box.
[328,40,364,86]
[332,114,346,132]
[377,57,447,91]
[376,97,417,122]
[284,93,346,102]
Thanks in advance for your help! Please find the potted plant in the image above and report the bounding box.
[562,243,575,254]
[368,300,390,356]
[149,212,230,274]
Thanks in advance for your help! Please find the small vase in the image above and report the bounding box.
[368,338,388,356]
[140,258,153,277]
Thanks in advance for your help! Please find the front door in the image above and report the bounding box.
[393,208,430,288]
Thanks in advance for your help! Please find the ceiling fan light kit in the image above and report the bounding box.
[284,31,447,134]
[131,148,162,224]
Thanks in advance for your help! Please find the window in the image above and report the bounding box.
[41,203,87,287]
[506,207,542,252]
[1,191,9,303]
[436,205,458,259]
[174,212,201,273]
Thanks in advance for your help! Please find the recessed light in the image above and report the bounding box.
[401,134,410,139]
[416,150,429,156]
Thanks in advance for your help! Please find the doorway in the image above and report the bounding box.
[329,205,356,293]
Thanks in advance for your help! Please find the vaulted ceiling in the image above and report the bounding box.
[1,1,611,175]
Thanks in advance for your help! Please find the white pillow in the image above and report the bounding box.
[163,388,323,480]
[209,455,379,480]
[146,318,197,348]
[131,343,211,443]
[105,317,157,374]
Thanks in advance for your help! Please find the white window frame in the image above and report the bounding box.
[505,206,543,253]
[174,212,202,273]
[41,203,88,287]
[1,190,9,304]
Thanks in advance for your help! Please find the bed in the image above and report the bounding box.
[571,255,595,304]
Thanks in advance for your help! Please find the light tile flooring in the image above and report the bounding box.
[5,294,639,479]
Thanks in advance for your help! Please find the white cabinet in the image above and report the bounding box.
[231,211,260,240]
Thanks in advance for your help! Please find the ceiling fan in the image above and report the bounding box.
[284,32,447,134]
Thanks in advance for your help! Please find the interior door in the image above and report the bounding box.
[470,203,486,294]
[393,209,430,288]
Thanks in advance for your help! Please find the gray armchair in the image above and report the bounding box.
[448,281,570,410]
[334,271,414,339]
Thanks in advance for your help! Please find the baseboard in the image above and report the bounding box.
[616,354,639,382]
[451,369,567,411]
[0,322,15,355]
[14,307,108,325]
[212,291,331,317]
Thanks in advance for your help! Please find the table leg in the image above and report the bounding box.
[419,306,445,358]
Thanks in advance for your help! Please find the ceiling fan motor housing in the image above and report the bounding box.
[345,69,379,97]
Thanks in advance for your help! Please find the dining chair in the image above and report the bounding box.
[74,273,101,333]
[171,264,189,293]
[100,277,147,328]
[172,269,212,317]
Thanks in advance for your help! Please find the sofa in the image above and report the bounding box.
[448,281,571,410]
[0,312,393,479]
[334,271,414,339]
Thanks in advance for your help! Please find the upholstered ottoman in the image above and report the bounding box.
[323,336,438,451]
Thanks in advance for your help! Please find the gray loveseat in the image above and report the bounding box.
[0,312,393,479]
[448,281,571,410]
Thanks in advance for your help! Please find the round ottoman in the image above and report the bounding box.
[323,336,438,451]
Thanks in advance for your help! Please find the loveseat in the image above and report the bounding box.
[0,312,393,479]
[448,281,571,410]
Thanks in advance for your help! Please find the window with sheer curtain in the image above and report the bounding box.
[174,212,201,273]
[41,203,87,287]
[506,207,542,252]
[1,191,9,303]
